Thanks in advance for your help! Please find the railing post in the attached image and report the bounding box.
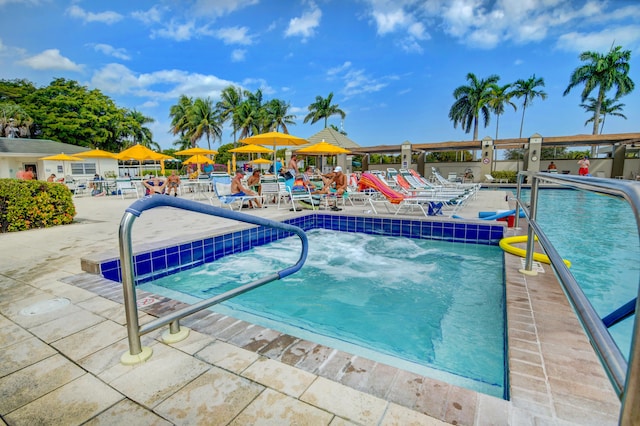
[118,211,153,365]
[519,173,538,276]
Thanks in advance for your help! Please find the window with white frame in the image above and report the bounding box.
[70,162,97,175]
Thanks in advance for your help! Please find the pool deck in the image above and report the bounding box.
[0,190,621,425]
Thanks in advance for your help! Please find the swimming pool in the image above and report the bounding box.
[140,228,507,397]
[529,189,639,359]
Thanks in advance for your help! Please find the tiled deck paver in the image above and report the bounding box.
[0,191,624,425]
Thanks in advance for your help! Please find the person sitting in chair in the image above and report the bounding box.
[142,176,167,195]
[316,166,347,211]
[165,170,181,197]
[231,170,264,208]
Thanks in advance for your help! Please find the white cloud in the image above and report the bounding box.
[231,49,246,62]
[91,63,237,101]
[241,78,275,95]
[191,0,260,18]
[327,62,389,98]
[365,1,430,53]
[65,5,123,25]
[372,9,408,35]
[131,6,165,25]
[91,44,131,61]
[152,20,197,41]
[556,25,640,53]
[18,49,83,71]
[285,6,322,40]
[215,26,253,45]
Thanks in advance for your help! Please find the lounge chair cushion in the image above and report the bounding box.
[216,182,231,196]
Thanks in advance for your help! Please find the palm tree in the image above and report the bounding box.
[216,86,243,145]
[488,83,517,142]
[581,96,627,134]
[512,75,547,138]
[563,45,634,135]
[304,92,346,128]
[448,73,500,141]
[188,97,222,150]
[169,95,193,139]
[264,99,296,133]
[236,100,262,140]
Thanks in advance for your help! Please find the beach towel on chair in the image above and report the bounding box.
[428,201,444,216]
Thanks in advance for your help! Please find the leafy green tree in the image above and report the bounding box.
[448,73,500,141]
[304,92,346,128]
[24,78,129,150]
[563,45,634,135]
[512,75,547,138]
[0,103,33,137]
[264,99,296,133]
[488,83,516,141]
[580,96,627,134]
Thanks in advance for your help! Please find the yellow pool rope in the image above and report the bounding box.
[499,235,571,268]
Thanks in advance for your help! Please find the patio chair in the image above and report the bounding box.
[116,179,139,199]
[209,175,262,210]
[282,180,316,211]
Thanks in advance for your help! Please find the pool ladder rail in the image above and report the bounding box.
[117,195,309,365]
[513,172,640,425]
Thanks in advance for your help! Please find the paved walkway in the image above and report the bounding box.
[0,190,620,425]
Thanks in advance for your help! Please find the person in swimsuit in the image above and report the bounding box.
[246,170,262,194]
[142,176,167,195]
[165,170,181,196]
[578,156,590,176]
[316,166,347,211]
[231,170,264,208]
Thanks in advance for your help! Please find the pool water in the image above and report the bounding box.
[141,229,506,397]
[531,189,639,359]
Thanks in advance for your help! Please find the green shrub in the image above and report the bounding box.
[0,179,76,233]
[492,170,517,183]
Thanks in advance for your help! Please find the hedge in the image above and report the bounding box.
[0,179,76,233]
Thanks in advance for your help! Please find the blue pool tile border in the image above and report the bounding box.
[100,214,505,285]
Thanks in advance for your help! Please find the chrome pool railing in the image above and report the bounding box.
[117,196,308,365]
[513,172,640,425]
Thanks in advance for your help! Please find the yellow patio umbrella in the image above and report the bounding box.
[74,148,118,176]
[295,140,352,155]
[184,154,214,165]
[240,131,308,173]
[174,146,218,156]
[39,152,83,178]
[229,144,274,154]
[250,158,273,164]
[117,144,166,177]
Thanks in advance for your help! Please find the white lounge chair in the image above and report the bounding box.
[209,175,262,210]
[116,179,139,199]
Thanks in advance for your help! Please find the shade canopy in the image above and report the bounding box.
[250,158,272,164]
[229,144,274,154]
[174,147,218,156]
[117,144,161,161]
[295,141,351,155]
[184,154,215,165]
[240,131,308,147]
[39,153,83,161]
[240,131,308,172]
[74,149,118,159]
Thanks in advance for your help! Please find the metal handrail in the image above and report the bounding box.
[513,172,640,425]
[118,196,308,363]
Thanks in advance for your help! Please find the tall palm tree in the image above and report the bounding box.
[169,95,193,139]
[264,99,296,133]
[188,97,222,150]
[448,73,500,141]
[512,75,547,138]
[563,45,634,135]
[488,83,517,142]
[304,92,346,128]
[581,96,627,134]
[236,100,262,140]
[216,86,243,145]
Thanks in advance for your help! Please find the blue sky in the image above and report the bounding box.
[1,0,639,150]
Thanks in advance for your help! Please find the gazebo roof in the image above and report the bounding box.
[303,127,360,150]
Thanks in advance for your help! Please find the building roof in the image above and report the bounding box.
[304,127,361,149]
[349,132,640,154]
[0,137,90,156]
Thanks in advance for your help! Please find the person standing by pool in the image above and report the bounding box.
[578,156,590,176]
[287,154,299,177]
